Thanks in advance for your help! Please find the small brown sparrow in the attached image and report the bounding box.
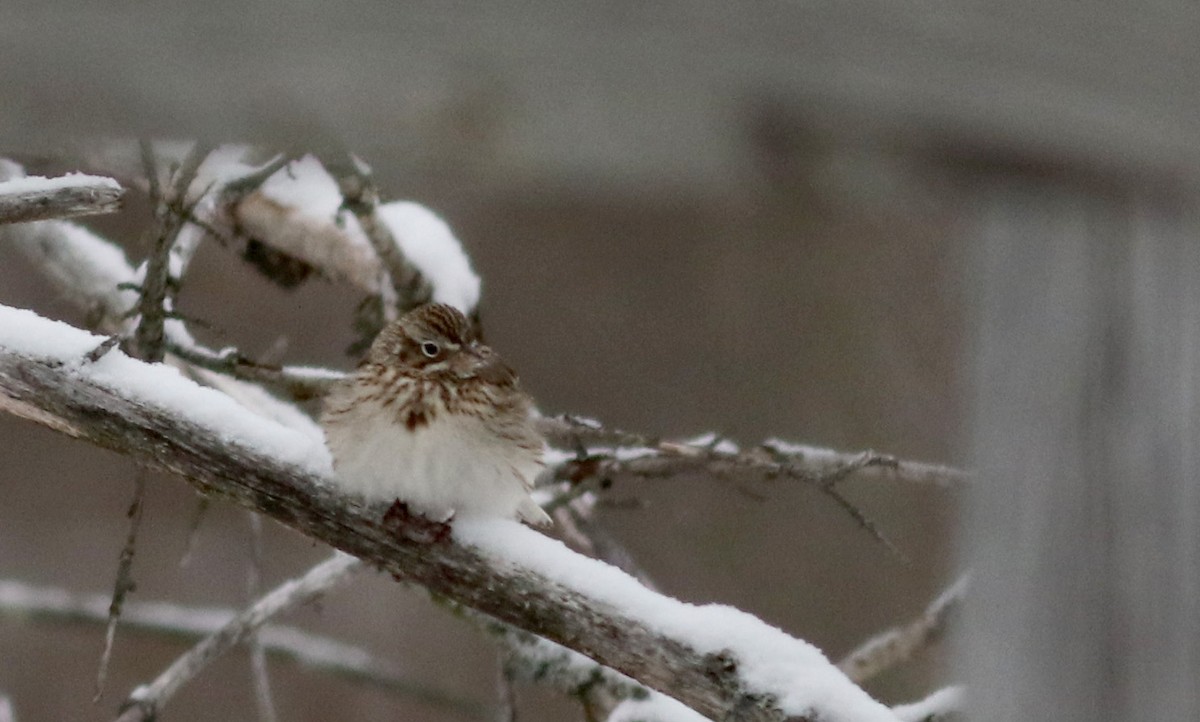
[320,303,551,529]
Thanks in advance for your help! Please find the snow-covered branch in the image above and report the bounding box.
[329,154,434,315]
[0,306,898,722]
[890,686,963,722]
[0,172,124,225]
[116,553,364,722]
[0,578,482,717]
[838,575,968,684]
[538,416,969,490]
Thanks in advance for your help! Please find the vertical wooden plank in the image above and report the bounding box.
[963,176,1200,719]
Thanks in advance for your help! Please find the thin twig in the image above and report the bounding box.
[561,506,659,593]
[539,416,970,489]
[95,472,147,702]
[838,575,969,684]
[245,513,279,722]
[0,578,484,718]
[133,142,211,362]
[164,336,340,401]
[332,153,433,313]
[496,648,518,722]
[115,553,365,722]
[0,174,124,224]
[178,496,210,568]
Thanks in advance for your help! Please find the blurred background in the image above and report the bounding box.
[3,2,1197,721]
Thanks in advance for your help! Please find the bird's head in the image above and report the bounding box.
[368,303,514,384]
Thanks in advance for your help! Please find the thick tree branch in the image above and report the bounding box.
[0,173,124,224]
[0,309,897,722]
[0,579,484,718]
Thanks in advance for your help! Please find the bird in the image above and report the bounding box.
[320,303,552,533]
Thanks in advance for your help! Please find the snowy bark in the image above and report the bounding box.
[0,173,124,224]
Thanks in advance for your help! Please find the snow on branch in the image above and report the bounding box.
[0,171,124,225]
[890,686,963,722]
[0,164,138,333]
[0,579,482,717]
[0,305,898,722]
[229,154,480,312]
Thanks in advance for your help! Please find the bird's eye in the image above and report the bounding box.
[420,341,441,358]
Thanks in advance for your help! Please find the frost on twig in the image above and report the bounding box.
[538,419,965,555]
[95,473,148,701]
[0,171,124,225]
[0,308,900,722]
[114,553,364,722]
[539,416,969,490]
[837,575,969,684]
[0,579,484,718]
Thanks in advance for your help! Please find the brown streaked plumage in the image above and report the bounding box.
[320,303,551,527]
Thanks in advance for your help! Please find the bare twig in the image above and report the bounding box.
[0,174,124,224]
[838,575,969,684]
[332,154,433,314]
[245,513,279,722]
[133,142,212,362]
[542,432,953,554]
[539,416,970,489]
[163,336,340,401]
[95,472,147,702]
[178,495,210,568]
[0,317,897,722]
[0,578,484,718]
[496,649,518,722]
[115,553,364,722]
[560,506,659,593]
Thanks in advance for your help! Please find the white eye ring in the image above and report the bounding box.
[420,341,440,358]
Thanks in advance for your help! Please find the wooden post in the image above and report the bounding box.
[964,173,1200,719]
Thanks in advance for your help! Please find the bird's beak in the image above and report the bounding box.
[463,344,515,385]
